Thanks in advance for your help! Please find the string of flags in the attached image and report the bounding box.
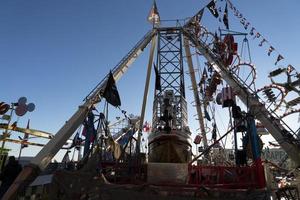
[224,0,287,66]
[204,0,292,68]
[206,0,229,29]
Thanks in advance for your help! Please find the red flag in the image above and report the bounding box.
[194,135,202,144]
[143,121,151,132]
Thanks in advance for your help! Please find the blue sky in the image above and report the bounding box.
[1,0,299,160]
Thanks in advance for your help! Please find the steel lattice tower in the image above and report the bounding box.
[152,28,188,131]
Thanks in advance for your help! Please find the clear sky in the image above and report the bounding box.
[0,0,299,160]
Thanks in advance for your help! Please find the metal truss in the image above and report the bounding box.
[152,28,188,130]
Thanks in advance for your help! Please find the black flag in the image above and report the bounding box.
[154,64,161,91]
[206,0,219,18]
[223,3,229,29]
[103,71,121,107]
[275,54,284,65]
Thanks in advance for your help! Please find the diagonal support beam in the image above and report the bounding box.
[183,37,208,150]
[184,29,300,167]
[137,33,157,153]
[3,29,157,200]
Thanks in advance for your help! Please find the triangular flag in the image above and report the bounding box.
[199,67,208,85]
[254,32,261,40]
[287,65,295,73]
[228,0,233,9]
[259,39,267,47]
[202,67,208,78]
[268,46,275,56]
[148,0,160,25]
[244,22,250,30]
[275,54,284,65]
[206,0,219,18]
[204,109,211,121]
[250,27,255,36]
[223,3,229,29]
[103,71,121,107]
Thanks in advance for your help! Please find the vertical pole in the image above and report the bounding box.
[18,146,23,160]
[137,34,157,154]
[183,37,209,151]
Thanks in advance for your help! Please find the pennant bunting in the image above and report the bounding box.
[240,18,246,25]
[250,27,255,36]
[287,65,295,73]
[268,46,275,56]
[259,39,267,47]
[253,32,261,40]
[228,0,233,9]
[244,22,250,30]
[206,0,219,18]
[200,67,208,85]
[226,0,296,71]
[275,54,284,65]
[204,108,211,121]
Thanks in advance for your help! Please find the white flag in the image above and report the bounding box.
[148,1,160,25]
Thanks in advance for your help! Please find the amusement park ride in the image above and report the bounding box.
[1,0,300,199]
